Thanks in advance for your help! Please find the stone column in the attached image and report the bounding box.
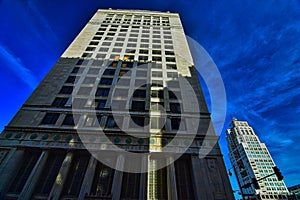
[111,155,124,200]
[48,151,73,200]
[167,156,178,200]
[78,156,97,200]
[19,150,49,200]
[0,148,24,197]
[139,155,147,200]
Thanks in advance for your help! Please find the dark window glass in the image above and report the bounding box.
[86,47,96,51]
[103,69,116,76]
[171,118,185,130]
[133,89,146,98]
[61,153,89,197]
[82,53,92,58]
[100,78,113,85]
[152,71,162,77]
[121,160,140,199]
[175,156,195,199]
[131,101,145,111]
[52,97,68,107]
[170,103,181,113]
[95,100,106,109]
[71,67,80,74]
[129,117,144,128]
[90,162,115,197]
[65,76,76,84]
[62,114,80,126]
[33,151,65,195]
[106,116,121,128]
[96,88,110,96]
[41,113,59,124]
[59,86,73,94]
[8,150,41,194]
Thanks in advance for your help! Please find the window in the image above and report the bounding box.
[96,88,110,96]
[52,97,68,107]
[171,118,185,130]
[71,67,80,74]
[170,103,181,113]
[168,91,181,100]
[166,64,177,69]
[93,36,101,40]
[152,44,161,49]
[131,101,145,111]
[106,116,121,128]
[175,156,195,199]
[96,54,106,59]
[62,114,80,126]
[129,116,144,128]
[82,53,92,58]
[100,78,113,85]
[99,47,109,52]
[33,151,65,195]
[133,89,146,98]
[139,49,148,54]
[121,62,133,68]
[86,47,96,51]
[95,100,106,109]
[121,160,141,199]
[152,57,162,62]
[152,50,161,55]
[65,76,76,84]
[151,90,164,99]
[90,162,115,197]
[90,41,99,45]
[61,153,89,197]
[167,72,177,78]
[152,80,163,87]
[138,56,148,61]
[41,113,59,125]
[166,57,176,62]
[112,48,122,53]
[8,150,41,194]
[152,71,162,78]
[165,51,174,55]
[140,43,149,48]
[103,69,115,76]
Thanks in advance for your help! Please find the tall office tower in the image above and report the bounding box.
[0,9,234,200]
[226,118,289,199]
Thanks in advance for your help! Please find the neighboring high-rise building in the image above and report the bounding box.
[226,118,289,199]
[0,9,234,200]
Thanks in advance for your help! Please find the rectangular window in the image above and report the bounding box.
[96,88,110,96]
[52,97,68,107]
[95,100,106,109]
[62,114,80,126]
[41,113,59,125]
[65,76,76,84]
[103,69,116,76]
[61,153,89,197]
[59,86,73,94]
[129,116,144,128]
[133,89,146,98]
[131,101,145,111]
[90,162,115,198]
[87,68,100,75]
[100,78,113,85]
[106,116,122,128]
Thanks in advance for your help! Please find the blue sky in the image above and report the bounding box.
[0,0,299,193]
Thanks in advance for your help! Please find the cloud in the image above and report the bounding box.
[0,44,37,89]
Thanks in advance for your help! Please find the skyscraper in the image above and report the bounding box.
[0,9,233,200]
[226,118,289,199]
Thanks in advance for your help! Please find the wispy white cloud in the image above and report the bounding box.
[0,44,37,89]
